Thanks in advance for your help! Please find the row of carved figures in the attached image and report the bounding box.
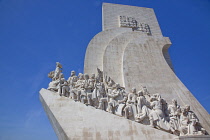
[47,62,207,136]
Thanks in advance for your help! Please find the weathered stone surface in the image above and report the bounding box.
[175,135,210,140]
[40,88,176,140]
[103,31,147,87]
[40,90,69,140]
[40,2,210,140]
[102,3,163,37]
[84,3,210,134]
[84,28,128,75]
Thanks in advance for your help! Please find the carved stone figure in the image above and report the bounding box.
[180,106,191,136]
[104,76,115,95]
[89,74,95,92]
[135,90,151,124]
[168,99,181,135]
[57,74,66,96]
[47,62,63,91]
[93,78,107,110]
[140,86,150,96]
[69,76,78,100]
[74,74,85,102]
[53,62,62,81]
[47,79,60,92]
[107,83,121,114]
[60,80,70,97]
[47,71,62,92]
[180,105,206,136]
[149,94,170,131]
[83,73,92,105]
[116,88,128,117]
[79,74,89,104]
[161,98,169,121]
[67,71,76,87]
[96,68,103,82]
[124,87,137,120]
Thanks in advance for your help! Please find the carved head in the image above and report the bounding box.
[150,95,156,102]
[78,73,84,80]
[96,68,103,82]
[108,80,114,87]
[71,71,75,76]
[138,91,143,96]
[91,73,95,79]
[172,99,177,106]
[143,86,147,92]
[56,62,62,68]
[185,105,190,112]
[84,73,89,80]
[154,93,161,100]
[131,87,136,93]
[181,107,188,115]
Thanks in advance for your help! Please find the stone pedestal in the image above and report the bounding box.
[40,89,210,139]
[40,88,176,140]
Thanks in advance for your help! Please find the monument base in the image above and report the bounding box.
[175,135,210,140]
[39,88,210,140]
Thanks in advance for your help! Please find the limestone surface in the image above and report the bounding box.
[40,88,176,140]
[40,2,210,140]
[84,3,210,134]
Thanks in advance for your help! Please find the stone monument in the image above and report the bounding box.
[40,3,210,140]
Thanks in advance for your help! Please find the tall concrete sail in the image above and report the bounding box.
[84,3,210,133]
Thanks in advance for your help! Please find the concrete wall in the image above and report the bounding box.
[102,3,163,38]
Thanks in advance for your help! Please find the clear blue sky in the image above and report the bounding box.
[0,0,209,139]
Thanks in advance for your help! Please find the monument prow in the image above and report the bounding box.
[40,88,176,140]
